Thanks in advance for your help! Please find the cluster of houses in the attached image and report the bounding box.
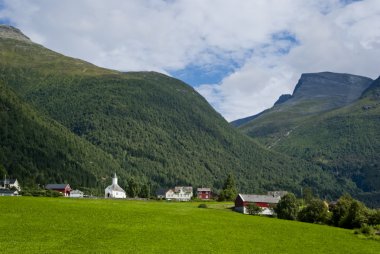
[156,186,212,201]
[1,173,288,215]
[105,173,212,201]
[45,183,84,198]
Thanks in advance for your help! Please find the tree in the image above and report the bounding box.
[127,177,140,198]
[298,199,329,224]
[218,174,238,201]
[247,203,262,215]
[302,187,314,204]
[274,193,299,220]
[0,164,6,180]
[340,200,368,229]
[139,183,150,198]
[331,193,354,227]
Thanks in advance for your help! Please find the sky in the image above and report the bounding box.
[0,0,379,121]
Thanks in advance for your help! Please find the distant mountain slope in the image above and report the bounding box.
[234,72,373,145]
[0,81,122,189]
[0,25,357,197]
[233,73,380,205]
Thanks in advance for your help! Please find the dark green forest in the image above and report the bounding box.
[0,81,123,191]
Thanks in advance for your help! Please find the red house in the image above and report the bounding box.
[197,188,212,200]
[45,184,72,196]
[235,193,281,215]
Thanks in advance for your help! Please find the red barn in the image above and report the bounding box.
[235,193,281,215]
[45,184,72,196]
[197,188,212,200]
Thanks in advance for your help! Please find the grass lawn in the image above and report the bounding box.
[0,197,379,253]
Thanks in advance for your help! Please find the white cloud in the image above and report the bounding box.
[1,0,379,121]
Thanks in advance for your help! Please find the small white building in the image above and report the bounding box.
[105,173,126,199]
[166,186,193,201]
[0,178,21,191]
[70,189,84,198]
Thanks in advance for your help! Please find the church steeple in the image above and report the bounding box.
[112,173,118,185]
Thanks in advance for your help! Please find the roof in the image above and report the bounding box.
[70,189,83,194]
[197,188,211,192]
[0,179,17,184]
[156,188,168,196]
[239,194,281,204]
[174,186,193,193]
[45,184,70,190]
[106,184,125,193]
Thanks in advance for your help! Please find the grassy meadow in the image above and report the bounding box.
[0,197,379,253]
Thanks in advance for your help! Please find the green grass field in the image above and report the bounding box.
[0,197,378,253]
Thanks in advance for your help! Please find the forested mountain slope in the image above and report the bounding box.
[0,81,122,189]
[233,73,380,205]
[0,25,359,197]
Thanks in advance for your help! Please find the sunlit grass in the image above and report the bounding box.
[0,197,379,253]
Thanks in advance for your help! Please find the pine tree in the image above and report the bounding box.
[218,174,238,201]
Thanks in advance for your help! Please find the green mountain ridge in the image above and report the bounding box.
[233,73,380,206]
[0,25,359,198]
[0,81,123,190]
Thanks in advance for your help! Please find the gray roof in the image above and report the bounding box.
[156,188,168,196]
[239,194,281,204]
[174,186,193,193]
[0,179,17,184]
[45,184,70,190]
[106,184,125,193]
[197,188,211,192]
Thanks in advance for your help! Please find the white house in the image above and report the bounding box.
[0,178,21,191]
[105,173,126,199]
[70,189,84,198]
[166,186,193,201]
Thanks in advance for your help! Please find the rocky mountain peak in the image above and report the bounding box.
[291,72,373,101]
[0,25,32,43]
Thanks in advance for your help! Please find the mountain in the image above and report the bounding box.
[233,72,380,206]
[0,25,361,197]
[0,81,123,191]
[233,72,373,143]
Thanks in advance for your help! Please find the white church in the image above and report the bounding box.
[105,173,126,199]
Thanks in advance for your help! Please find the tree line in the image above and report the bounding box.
[270,192,380,239]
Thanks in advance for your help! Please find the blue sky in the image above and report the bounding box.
[170,32,299,87]
[0,0,379,121]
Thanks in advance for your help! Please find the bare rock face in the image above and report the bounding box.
[0,25,31,43]
[291,72,373,103]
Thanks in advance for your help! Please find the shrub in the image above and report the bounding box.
[247,203,262,215]
[198,204,208,209]
[368,209,380,225]
[359,224,374,235]
[298,199,329,224]
[274,193,298,220]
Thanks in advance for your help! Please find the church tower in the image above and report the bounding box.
[104,173,126,199]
